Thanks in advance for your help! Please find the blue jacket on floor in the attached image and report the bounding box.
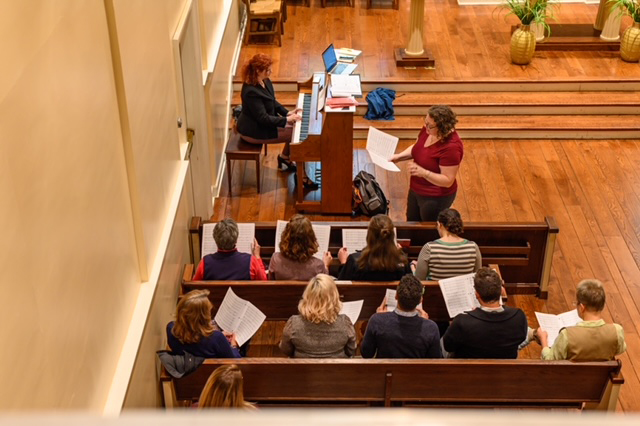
[364,88,396,121]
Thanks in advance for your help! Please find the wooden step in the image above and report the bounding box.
[232,91,640,115]
[353,115,640,140]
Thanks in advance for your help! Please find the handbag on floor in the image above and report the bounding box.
[352,171,389,216]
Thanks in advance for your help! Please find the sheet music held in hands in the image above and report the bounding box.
[366,127,400,172]
[201,222,255,257]
[384,288,421,312]
[438,273,481,318]
[535,309,582,347]
[214,288,266,347]
[274,220,331,261]
[340,299,364,325]
[342,229,368,254]
[330,74,362,97]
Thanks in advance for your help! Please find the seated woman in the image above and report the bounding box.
[166,290,241,358]
[236,53,317,188]
[269,214,332,280]
[413,208,481,281]
[279,274,356,358]
[198,364,254,409]
[337,214,411,281]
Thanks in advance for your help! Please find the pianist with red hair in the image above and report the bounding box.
[236,53,317,188]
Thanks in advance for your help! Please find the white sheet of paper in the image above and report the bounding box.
[274,220,330,261]
[342,229,368,253]
[535,309,582,347]
[330,74,362,97]
[201,222,255,257]
[335,280,353,285]
[340,300,364,325]
[385,288,397,312]
[438,273,479,318]
[366,127,400,172]
[214,288,266,347]
[318,83,327,112]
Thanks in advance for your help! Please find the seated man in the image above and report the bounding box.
[361,274,441,358]
[537,279,626,361]
[442,267,528,358]
[193,219,267,281]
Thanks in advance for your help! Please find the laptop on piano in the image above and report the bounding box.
[322,44,358,76]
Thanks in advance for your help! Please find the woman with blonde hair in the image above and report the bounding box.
[337,214,411,281]
[198,364,254,409]
[279,274,356,358]
[269,215,332,280]
[166,290,241,358]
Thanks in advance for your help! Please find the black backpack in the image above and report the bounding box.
[352,171,389,216]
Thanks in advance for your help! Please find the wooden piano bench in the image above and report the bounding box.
[225,131,266,194]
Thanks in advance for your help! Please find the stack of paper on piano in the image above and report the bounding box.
[438,273,481,318]
[336,47,362,62]
[330,74,362,97]
[202,222,255,257]
[535,309,582,346]
[326,97,359,108]
[214,288,267,347]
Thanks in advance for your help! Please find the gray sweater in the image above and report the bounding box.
[279,314,356,358]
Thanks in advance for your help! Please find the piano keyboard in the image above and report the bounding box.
[292,93,312,144]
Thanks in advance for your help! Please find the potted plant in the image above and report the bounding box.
[611,0,640,62]
[499,0,552,65]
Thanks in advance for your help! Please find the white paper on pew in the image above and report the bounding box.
[335,280,353,285]
[274,220,331,261]
[340,300,364,325]
[366,127,400,172]
[214,288,266,347]
[201,223,255,257]
[535,309,581,347]
[438,273,479,318]
[342,229,368,253]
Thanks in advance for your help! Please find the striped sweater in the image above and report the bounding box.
[414,239,482,281]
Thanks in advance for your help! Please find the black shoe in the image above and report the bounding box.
[302,176,319,190]
[277,155,297,172]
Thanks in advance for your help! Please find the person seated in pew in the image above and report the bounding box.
[537,279,626,361]
[361,274,442,359]
[337,214,412,281]
[413,208,482,280]
[279,274,356,358]
[167,290,241,359]
[269,214,332,280]
[193,219,267,281]
[198,364,255,409]
[442,267,528,359]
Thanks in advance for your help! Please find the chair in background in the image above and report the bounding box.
[243,0,285,46]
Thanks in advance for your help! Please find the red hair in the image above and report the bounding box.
[242,53,273,85]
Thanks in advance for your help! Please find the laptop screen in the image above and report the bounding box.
[322,44,338,73]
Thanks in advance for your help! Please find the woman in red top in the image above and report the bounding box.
[390,105,463,221]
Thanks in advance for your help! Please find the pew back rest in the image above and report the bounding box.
[161,358,622,409]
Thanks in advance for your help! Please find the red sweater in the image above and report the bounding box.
[410,128,463,197]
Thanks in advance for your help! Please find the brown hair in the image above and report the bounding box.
[397,274,423,311]
[280,215,319,263]
[357,214,407,271]
[428,105,458,138]
[241,53,273,85]
[298,274,342,324]
[198,364,253,409]
[473,267,503,303]
[576,279,606,312]
[171,290,215,344]
[437,208,464,236]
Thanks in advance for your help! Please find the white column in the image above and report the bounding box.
[600,11,622,41]
[405,0,425,56]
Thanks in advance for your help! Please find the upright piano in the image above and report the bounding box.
[289,72,354,214]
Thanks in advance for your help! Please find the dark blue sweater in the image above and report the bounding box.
[166,322,241,358]
[361,311,442,358]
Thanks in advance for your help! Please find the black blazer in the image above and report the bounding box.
[237,79,289,140]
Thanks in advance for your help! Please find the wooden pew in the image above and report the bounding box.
[188,218,558,298]
[161,358,623,411]
[182,265,450,321]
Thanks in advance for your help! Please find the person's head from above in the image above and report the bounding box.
[198,364,249,409]
[359,214,407,271]
[214,219,239,251]
[172,290,214,344]
[396,274,423,312]
[575,279,606,317]
[280,214,319,262]
[242,53,273,85]
[425,105,458,139]
[474,267,503,305]
[298,274,342,324]
[436,208,464,237]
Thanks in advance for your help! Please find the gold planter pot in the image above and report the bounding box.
[511,24,536,65]
[620,22,640,63]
